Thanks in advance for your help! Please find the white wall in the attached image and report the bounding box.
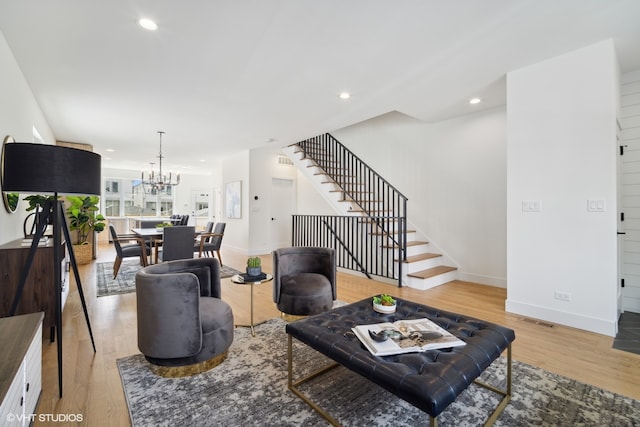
[295,169,335,216]
[332,108,507,287]
[247,146,298,255]
[0,31,56,245]
[506,40,620,336]
[221,150,250,252]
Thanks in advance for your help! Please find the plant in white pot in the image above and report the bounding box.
[66,195,106,264]
[372,294,397,314]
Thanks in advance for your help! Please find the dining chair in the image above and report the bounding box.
[109,224,150,279]
[156,225,195,263]
[196,222,226,266]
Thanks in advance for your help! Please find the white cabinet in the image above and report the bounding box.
[0,313,43,426]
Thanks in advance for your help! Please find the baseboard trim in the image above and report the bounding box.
[457,272,506,288]
[505,299,617,337]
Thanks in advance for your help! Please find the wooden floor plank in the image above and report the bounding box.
[32,243,640,426]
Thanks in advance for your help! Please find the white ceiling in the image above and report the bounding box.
[1,0,639,176]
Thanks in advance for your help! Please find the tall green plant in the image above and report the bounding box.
[66,195,106,245]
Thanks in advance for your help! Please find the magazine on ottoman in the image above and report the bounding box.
[352,318,466,356]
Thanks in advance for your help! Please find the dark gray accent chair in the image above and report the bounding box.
[109,224,150,279]
[272,246,337,316]
[196,222,226,266]
[158,225,195,262]
[135,257,234,367]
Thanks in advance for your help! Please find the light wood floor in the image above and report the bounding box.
[34,244,640,426]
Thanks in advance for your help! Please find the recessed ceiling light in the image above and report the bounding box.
[339,92,351,100]
[469,97,481,105]
[106,148,115,153]
[139,18,158,31]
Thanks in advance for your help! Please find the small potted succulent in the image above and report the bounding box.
[246,257,262,277]
[372,294,397,314]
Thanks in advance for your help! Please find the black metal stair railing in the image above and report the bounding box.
[292,133,408,285]
[292,215,406,282]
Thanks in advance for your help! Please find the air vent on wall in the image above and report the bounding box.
[277,155,294,166]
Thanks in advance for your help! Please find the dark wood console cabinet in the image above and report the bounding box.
[0,238,69,340]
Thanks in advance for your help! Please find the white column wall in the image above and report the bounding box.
[506,40,619,336]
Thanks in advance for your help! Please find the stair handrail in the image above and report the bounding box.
[296,133,407,255]
[291,215,405,285]
[297,133,407,217]
[293,133,407,285]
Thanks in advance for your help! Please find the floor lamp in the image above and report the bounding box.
[2,142,100,398]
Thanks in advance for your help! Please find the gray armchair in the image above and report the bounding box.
[272,246,337,316]
[135,257,234,373]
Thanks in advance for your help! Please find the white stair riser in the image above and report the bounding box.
[406,244,430,257]
[404,270,458,290]
[403,257,443,273]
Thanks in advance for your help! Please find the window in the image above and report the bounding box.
[105,180,119,193]
[104,200,120,217]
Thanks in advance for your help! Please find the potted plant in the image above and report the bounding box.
[24,194,59,212]
[246,256,262,277]
[372,294,397,314]
[155,222,173,232]
[66,195,106,264]
[22,194,59,237]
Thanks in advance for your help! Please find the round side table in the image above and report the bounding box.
[230,273,273,336]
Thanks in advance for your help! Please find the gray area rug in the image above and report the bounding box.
[117,318,640,426]
[97,259,241,297]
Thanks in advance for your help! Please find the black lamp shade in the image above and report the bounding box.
[2,143,101,195]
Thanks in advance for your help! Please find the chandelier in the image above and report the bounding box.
[140,131,180,194]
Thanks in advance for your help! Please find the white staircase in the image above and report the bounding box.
[284,144,457,290]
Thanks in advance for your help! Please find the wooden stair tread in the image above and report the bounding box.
[408,266,457,279]
[399,253,441,263]
[370,229,416,236]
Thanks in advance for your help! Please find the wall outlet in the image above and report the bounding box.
[522,200,542,212]
[554,291,571,302]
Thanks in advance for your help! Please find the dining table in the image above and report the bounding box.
[131,227,164,264]
[131,227,163,240]
[131,227,202,264]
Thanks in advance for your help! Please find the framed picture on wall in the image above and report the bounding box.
[225,180,242,219]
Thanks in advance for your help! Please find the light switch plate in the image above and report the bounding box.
[587,199,605,212]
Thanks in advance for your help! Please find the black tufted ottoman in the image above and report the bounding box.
[286,297,516,426]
